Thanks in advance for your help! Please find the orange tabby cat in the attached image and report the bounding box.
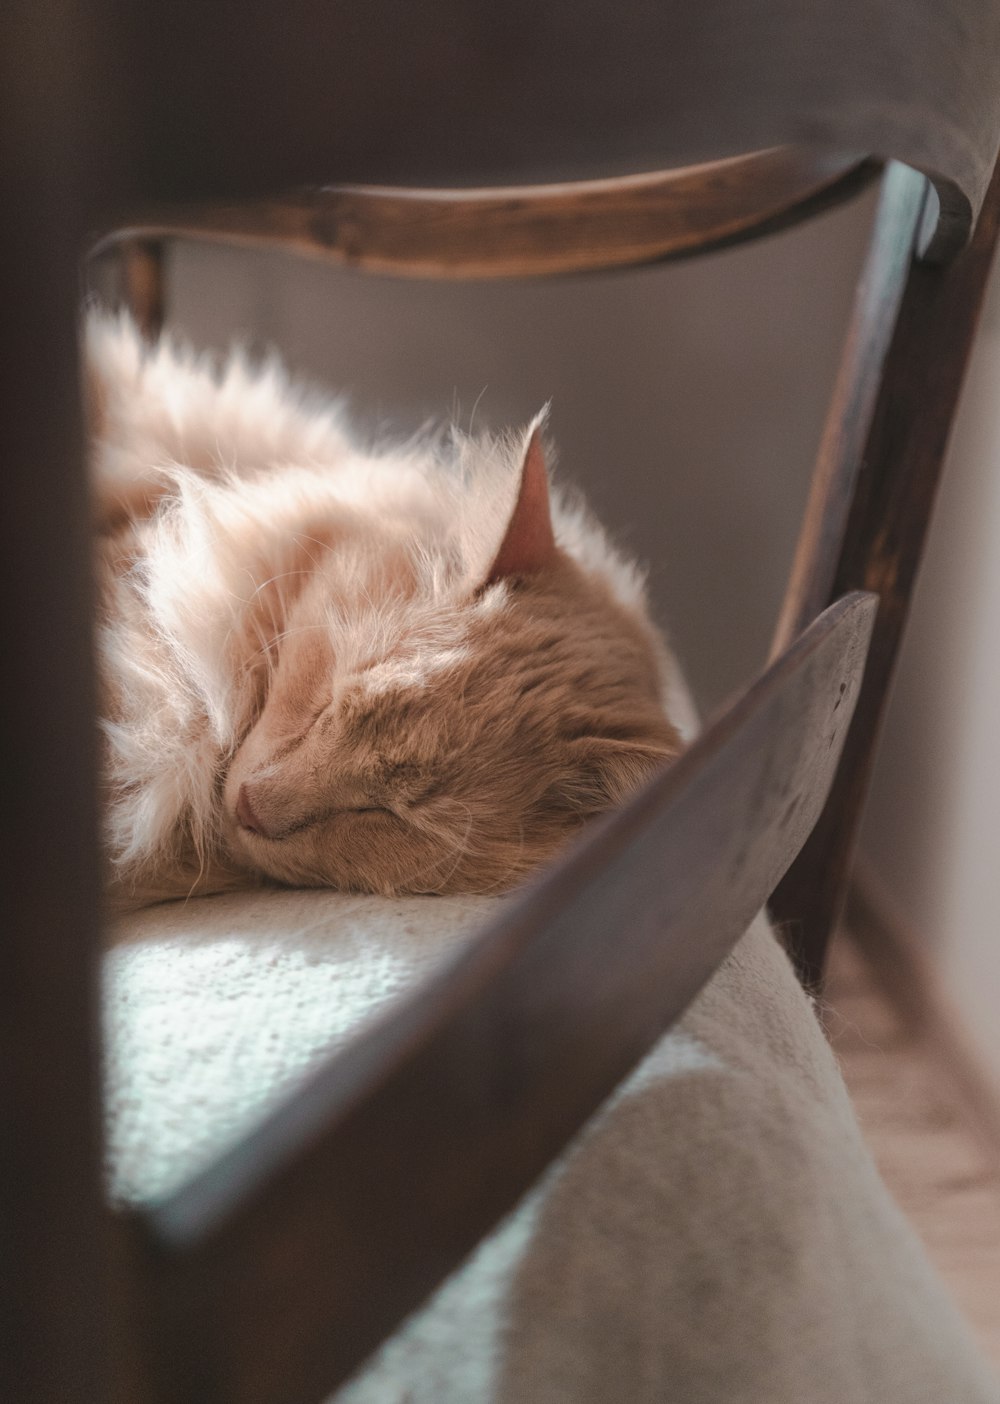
[88,313,681,909]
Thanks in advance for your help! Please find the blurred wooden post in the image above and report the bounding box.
[0,2,132,1398]
[121,238,167,340]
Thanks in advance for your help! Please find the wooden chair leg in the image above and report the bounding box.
[770,158,1000,986]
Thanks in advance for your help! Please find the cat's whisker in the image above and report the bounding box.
[292,533,336,569]
[248,618,281,680]
[468,384,488,438]
[505,821,530,892]
[419,800,476,891]
[247,569,312,601]
[251,622,333,659]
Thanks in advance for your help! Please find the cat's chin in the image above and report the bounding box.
[222,818,289,884]
[222,805,386,891]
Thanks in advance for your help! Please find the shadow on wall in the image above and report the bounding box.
[163,186,876,713]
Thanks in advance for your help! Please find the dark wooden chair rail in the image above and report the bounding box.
[93,151,876,285]
[5,2,1000,1401]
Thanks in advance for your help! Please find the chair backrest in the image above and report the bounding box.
[4,3,1000,1401]
[100,0,1000,260]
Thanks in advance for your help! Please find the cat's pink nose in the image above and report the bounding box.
[236,782,268,837]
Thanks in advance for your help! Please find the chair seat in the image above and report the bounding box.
[104,902,996,1403]
[103,655,997,1404]
[105,889,497,1206]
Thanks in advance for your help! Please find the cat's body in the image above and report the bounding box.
[89,314,681,909]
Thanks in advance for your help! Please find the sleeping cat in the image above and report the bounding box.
[88,313,682,909]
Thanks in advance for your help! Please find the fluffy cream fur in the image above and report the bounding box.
[88,313,682,908]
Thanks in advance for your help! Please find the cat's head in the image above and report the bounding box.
[222,428,681,894]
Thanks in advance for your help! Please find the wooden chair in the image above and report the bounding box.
[4,2,1000,1400]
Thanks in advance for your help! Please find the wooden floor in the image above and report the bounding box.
[825,932,1000,1371]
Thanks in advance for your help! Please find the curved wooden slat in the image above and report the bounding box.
[120,593,876,1404]
[93,151,875,281]
[108,0,1000,258]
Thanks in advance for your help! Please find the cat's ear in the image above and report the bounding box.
[554,733,680,814]
[482,419,557,587]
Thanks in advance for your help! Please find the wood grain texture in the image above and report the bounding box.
[104,0,1000,258]
[770,152,1000,985]
[826,930,1000,1372]
[96,152,876,282]
[119,594,875,1404]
